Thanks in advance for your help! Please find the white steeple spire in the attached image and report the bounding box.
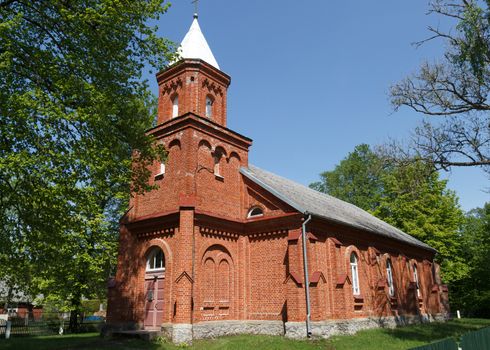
[178,15,220,69]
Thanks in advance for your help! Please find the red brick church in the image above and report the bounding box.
[106,14,449,343]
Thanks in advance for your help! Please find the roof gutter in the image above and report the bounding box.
[301,213,312,338]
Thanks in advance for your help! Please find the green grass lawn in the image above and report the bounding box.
[0,318,488,350]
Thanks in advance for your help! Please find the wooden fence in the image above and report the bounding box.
[0,319,6,336]
[0,315,104,338]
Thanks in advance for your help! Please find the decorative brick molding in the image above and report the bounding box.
[199,226,240,240]
[136,227,175,240]
[336,273,351,287]
[160,78,183,95]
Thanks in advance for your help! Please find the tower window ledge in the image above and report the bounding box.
[215,174,224,181]
[154,172,165,180]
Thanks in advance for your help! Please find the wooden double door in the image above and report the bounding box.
[144,272,165,329]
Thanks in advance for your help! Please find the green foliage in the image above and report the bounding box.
[372,161,465,283]
[311,145,465,283]
[450,203,490,317]
[455,1,488,83]
[80,299,105,314]
[0,0,174,321]
[310,144,385,212]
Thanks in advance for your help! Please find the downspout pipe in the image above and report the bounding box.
[301,213,312,338]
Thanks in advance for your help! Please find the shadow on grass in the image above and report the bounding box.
[380,319,490,343]
[0,333,164,350]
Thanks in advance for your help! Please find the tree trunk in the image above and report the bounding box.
[68,309,79,332]
[68,296,81,333]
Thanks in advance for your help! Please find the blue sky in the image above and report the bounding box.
[149,0,488,212]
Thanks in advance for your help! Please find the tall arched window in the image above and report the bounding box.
[146,247,165,271]
[386,259,395,296]
[213,149,223,177]
[350,252,360,295]
[413,264,420,297]
[172,95,179,118]
[206,96,213,118]
[157,162,165,176]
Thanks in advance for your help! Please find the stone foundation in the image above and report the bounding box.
[285,313,448,339]
[172,323,193,344]
[159,320,283,343]
[104,313,448,343]
[193,320,284,339]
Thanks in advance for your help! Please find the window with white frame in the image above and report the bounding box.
[157,162,165,176]
[206,96,213,118]
[413,263,420,297]
[350,252,360,295]
[172,95,179,118]
[247,206,264,218]
[386,258,395,296]
[146,247,165,271]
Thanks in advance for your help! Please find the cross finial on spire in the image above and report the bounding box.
[191,0,199,18]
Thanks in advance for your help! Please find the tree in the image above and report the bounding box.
[372,161,466,283]
[0,0,173,329]
[450,203,490,317]
[309,144,386,212]
[390,0,490,173]
[311,145,466,284]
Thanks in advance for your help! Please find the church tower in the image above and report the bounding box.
[127,14,252,222]
[156,15,230,126]
[108,14,254,344]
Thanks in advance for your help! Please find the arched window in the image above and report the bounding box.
[172,95,179,118]
[146,247,165,271]
[413,263,420,297]
[206,96,213,118]
[157,162,165,176]
[247,206,264,218]
[350,252,360,295]
[213,149,223,177]
[386,259,395,296]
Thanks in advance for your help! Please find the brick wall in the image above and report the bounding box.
[106,59,449,333]
[156,60,230,126]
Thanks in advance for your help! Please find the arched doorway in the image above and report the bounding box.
[144,246,165,329]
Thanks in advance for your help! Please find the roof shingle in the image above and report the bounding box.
[240,165,435,252]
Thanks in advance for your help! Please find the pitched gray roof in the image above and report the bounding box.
[240,165,435,252]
